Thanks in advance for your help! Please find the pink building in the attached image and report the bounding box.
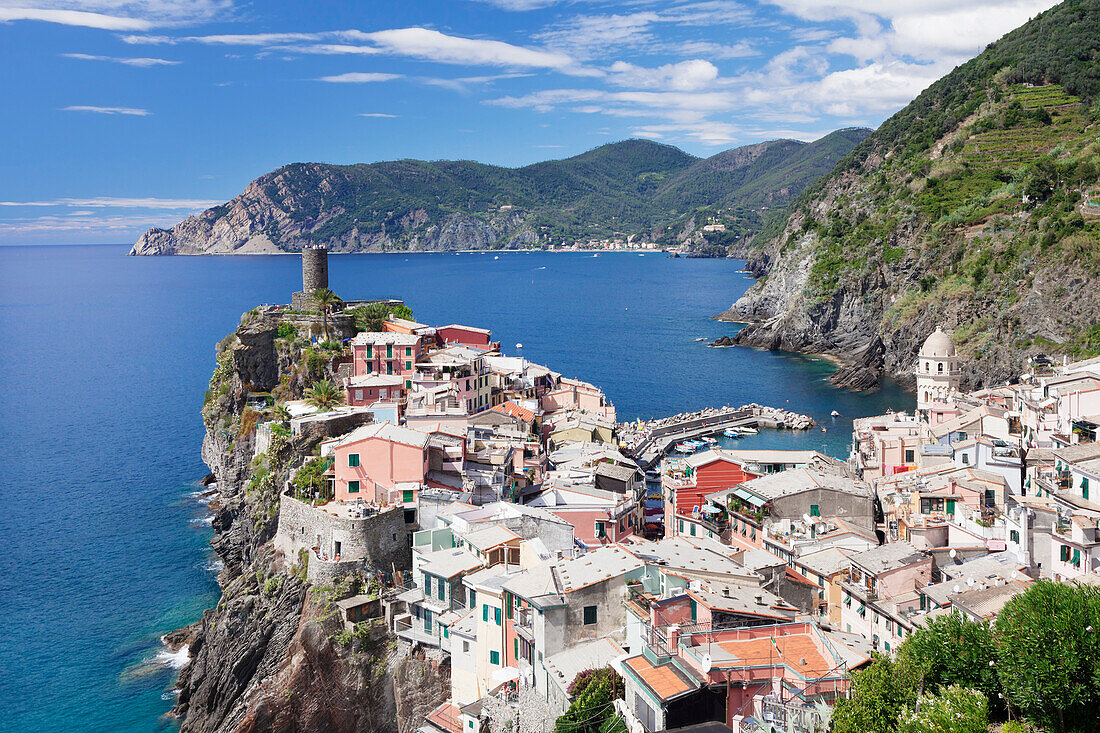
[345,374,406,407]
[436,324,495,349]
[330,422,430,505]
[540,378,616,422]
[525,481,637,547]
[350,332,422,379]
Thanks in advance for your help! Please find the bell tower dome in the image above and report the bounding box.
[916,327,960,414]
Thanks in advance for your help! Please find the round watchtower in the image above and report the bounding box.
[302,245,329,293]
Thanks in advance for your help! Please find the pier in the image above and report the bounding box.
[624,405,816,466]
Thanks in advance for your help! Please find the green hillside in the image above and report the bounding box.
[730,0,1100,385]
[134,133,869,256]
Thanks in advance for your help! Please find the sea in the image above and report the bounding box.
[0,245,910,732]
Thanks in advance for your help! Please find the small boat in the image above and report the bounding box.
[701,436,718,444]
[830,410,840,417]
[723,428,744,438]
[739,426,759,435]
[693,337,707,342]
[493,255,500,260]
[674,443,695,453]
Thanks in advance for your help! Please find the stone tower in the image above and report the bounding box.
[915,327,960,414]
[302,244,329,293]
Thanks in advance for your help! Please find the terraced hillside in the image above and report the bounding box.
[724,0,1100,389]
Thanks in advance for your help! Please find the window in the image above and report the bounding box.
[438,581,445,602]
[1072,548,1082,567]
[1061,545,1071,562]
[583,605,597,625]
[810,504,820,517]
[634,695,657,733]
[365,362,373,373]
[490,650,499,665]
[406,361,412,370]
[387,361,393,375]
[443,627,449,639]
[1010,530,1020,543]
[469,590,477,609]
[494,607,501,625]
[961,454,969,465]
[347,480,360,494]
[946,499,956,515]
[938,363,944,373]
[690,599,697,622]
[678,520,684,533]
[595,521,606,539]
[483,604,489,622]
[514,639,519,659]
[463,641,470,653]
[424,576,432,595]
[348,453,360,467]
[365,345,373,357]
[1083,477,1090,500]
[406,347,412,356]
[689,522,696,536]
[904,449,915,463]
[402,489,414,503]
[386,344,393,358]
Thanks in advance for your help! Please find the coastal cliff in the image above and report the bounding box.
[720,1,1100,390]
[173,310,448,732]
[129,134,868,257]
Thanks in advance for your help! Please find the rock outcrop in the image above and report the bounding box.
[172,308,449,732]
[717,3,1100,390]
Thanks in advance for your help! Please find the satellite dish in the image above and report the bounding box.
[953,585,961,593]
[949,549,957,559]
[967,578,974,587]
[516,343,523,349]
[802,514,813,525]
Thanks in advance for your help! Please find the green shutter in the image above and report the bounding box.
[403,489,414,503]
[483,604,488,622]
[810,504,819,517]
[514,638,519,659]
[690,599,697,622]
[349,453,359,467]
[495,607,501,625]
[470,590,477,609]
[946,499,956,515]
[347,480,360,493]
[1073,548,1081,566]
[490,651,499,665]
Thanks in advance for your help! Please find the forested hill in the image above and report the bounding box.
[128,130,869,256]
[724,0,1100,390]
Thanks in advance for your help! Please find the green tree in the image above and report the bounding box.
[896,685,988,733]
[347,301,413,333]
[293,456,333,503]
[831,654,918,733]
[898,613,1000,702]
[994,580,1100,732]
[311,288,341,341]
[304,379,344,411]
[555,668,623,733]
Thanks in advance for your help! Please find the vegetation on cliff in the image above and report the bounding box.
[131,133,867,256]
[731,0,1100,387]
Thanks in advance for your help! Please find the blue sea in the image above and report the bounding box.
[0,245,909,732]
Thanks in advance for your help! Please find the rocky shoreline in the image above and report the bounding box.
[165,311,449,733]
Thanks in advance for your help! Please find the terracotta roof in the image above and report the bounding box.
[426,702,463,733]
[493,401,535,423]
[716,634,832,678]
[624,655,697,701]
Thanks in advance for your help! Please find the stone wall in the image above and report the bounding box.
[275,495,411,583]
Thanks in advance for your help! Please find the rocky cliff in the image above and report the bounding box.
[129,134,868,256]
[721,1,1100,390]
[173,309,448,732]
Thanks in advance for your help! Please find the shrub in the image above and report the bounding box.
[896,685,988,733]
[275,322,297,339]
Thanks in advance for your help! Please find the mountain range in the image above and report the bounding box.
[128,129,870,256]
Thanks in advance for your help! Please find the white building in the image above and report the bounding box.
[916,327,961,414]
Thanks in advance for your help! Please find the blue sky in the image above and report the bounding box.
[0,0,1059,244]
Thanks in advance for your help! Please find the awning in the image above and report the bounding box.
[701,505,721,514]
[734,488,767,507]
[492,667,520,683]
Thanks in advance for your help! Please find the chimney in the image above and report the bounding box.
[722,587,731,598]
[755,593,766,606]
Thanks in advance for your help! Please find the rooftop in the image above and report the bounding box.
[350,331,421,346]
[1052,443,1100,464]
[335,421,430,449]
[623,654,698,702]
[556,545,642,592]
[419,548,484,579]
[850,541,926,575]
[460,524,521,552]
[708,467,869,504]
[544,638,624,692]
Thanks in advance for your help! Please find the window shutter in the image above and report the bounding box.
[483,604,488,622]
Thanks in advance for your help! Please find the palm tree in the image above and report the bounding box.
[311,288,341,342]
[272,403,291,425]
[304,379,344,411]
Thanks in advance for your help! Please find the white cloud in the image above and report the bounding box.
[0,7,153,30]
[609,59,719,91]
[0,1,230,30]
[358,112,398,118]
[61,105,150,115]
[0,196,219,207]
[317,72,401,83]
[63,52,178,66]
